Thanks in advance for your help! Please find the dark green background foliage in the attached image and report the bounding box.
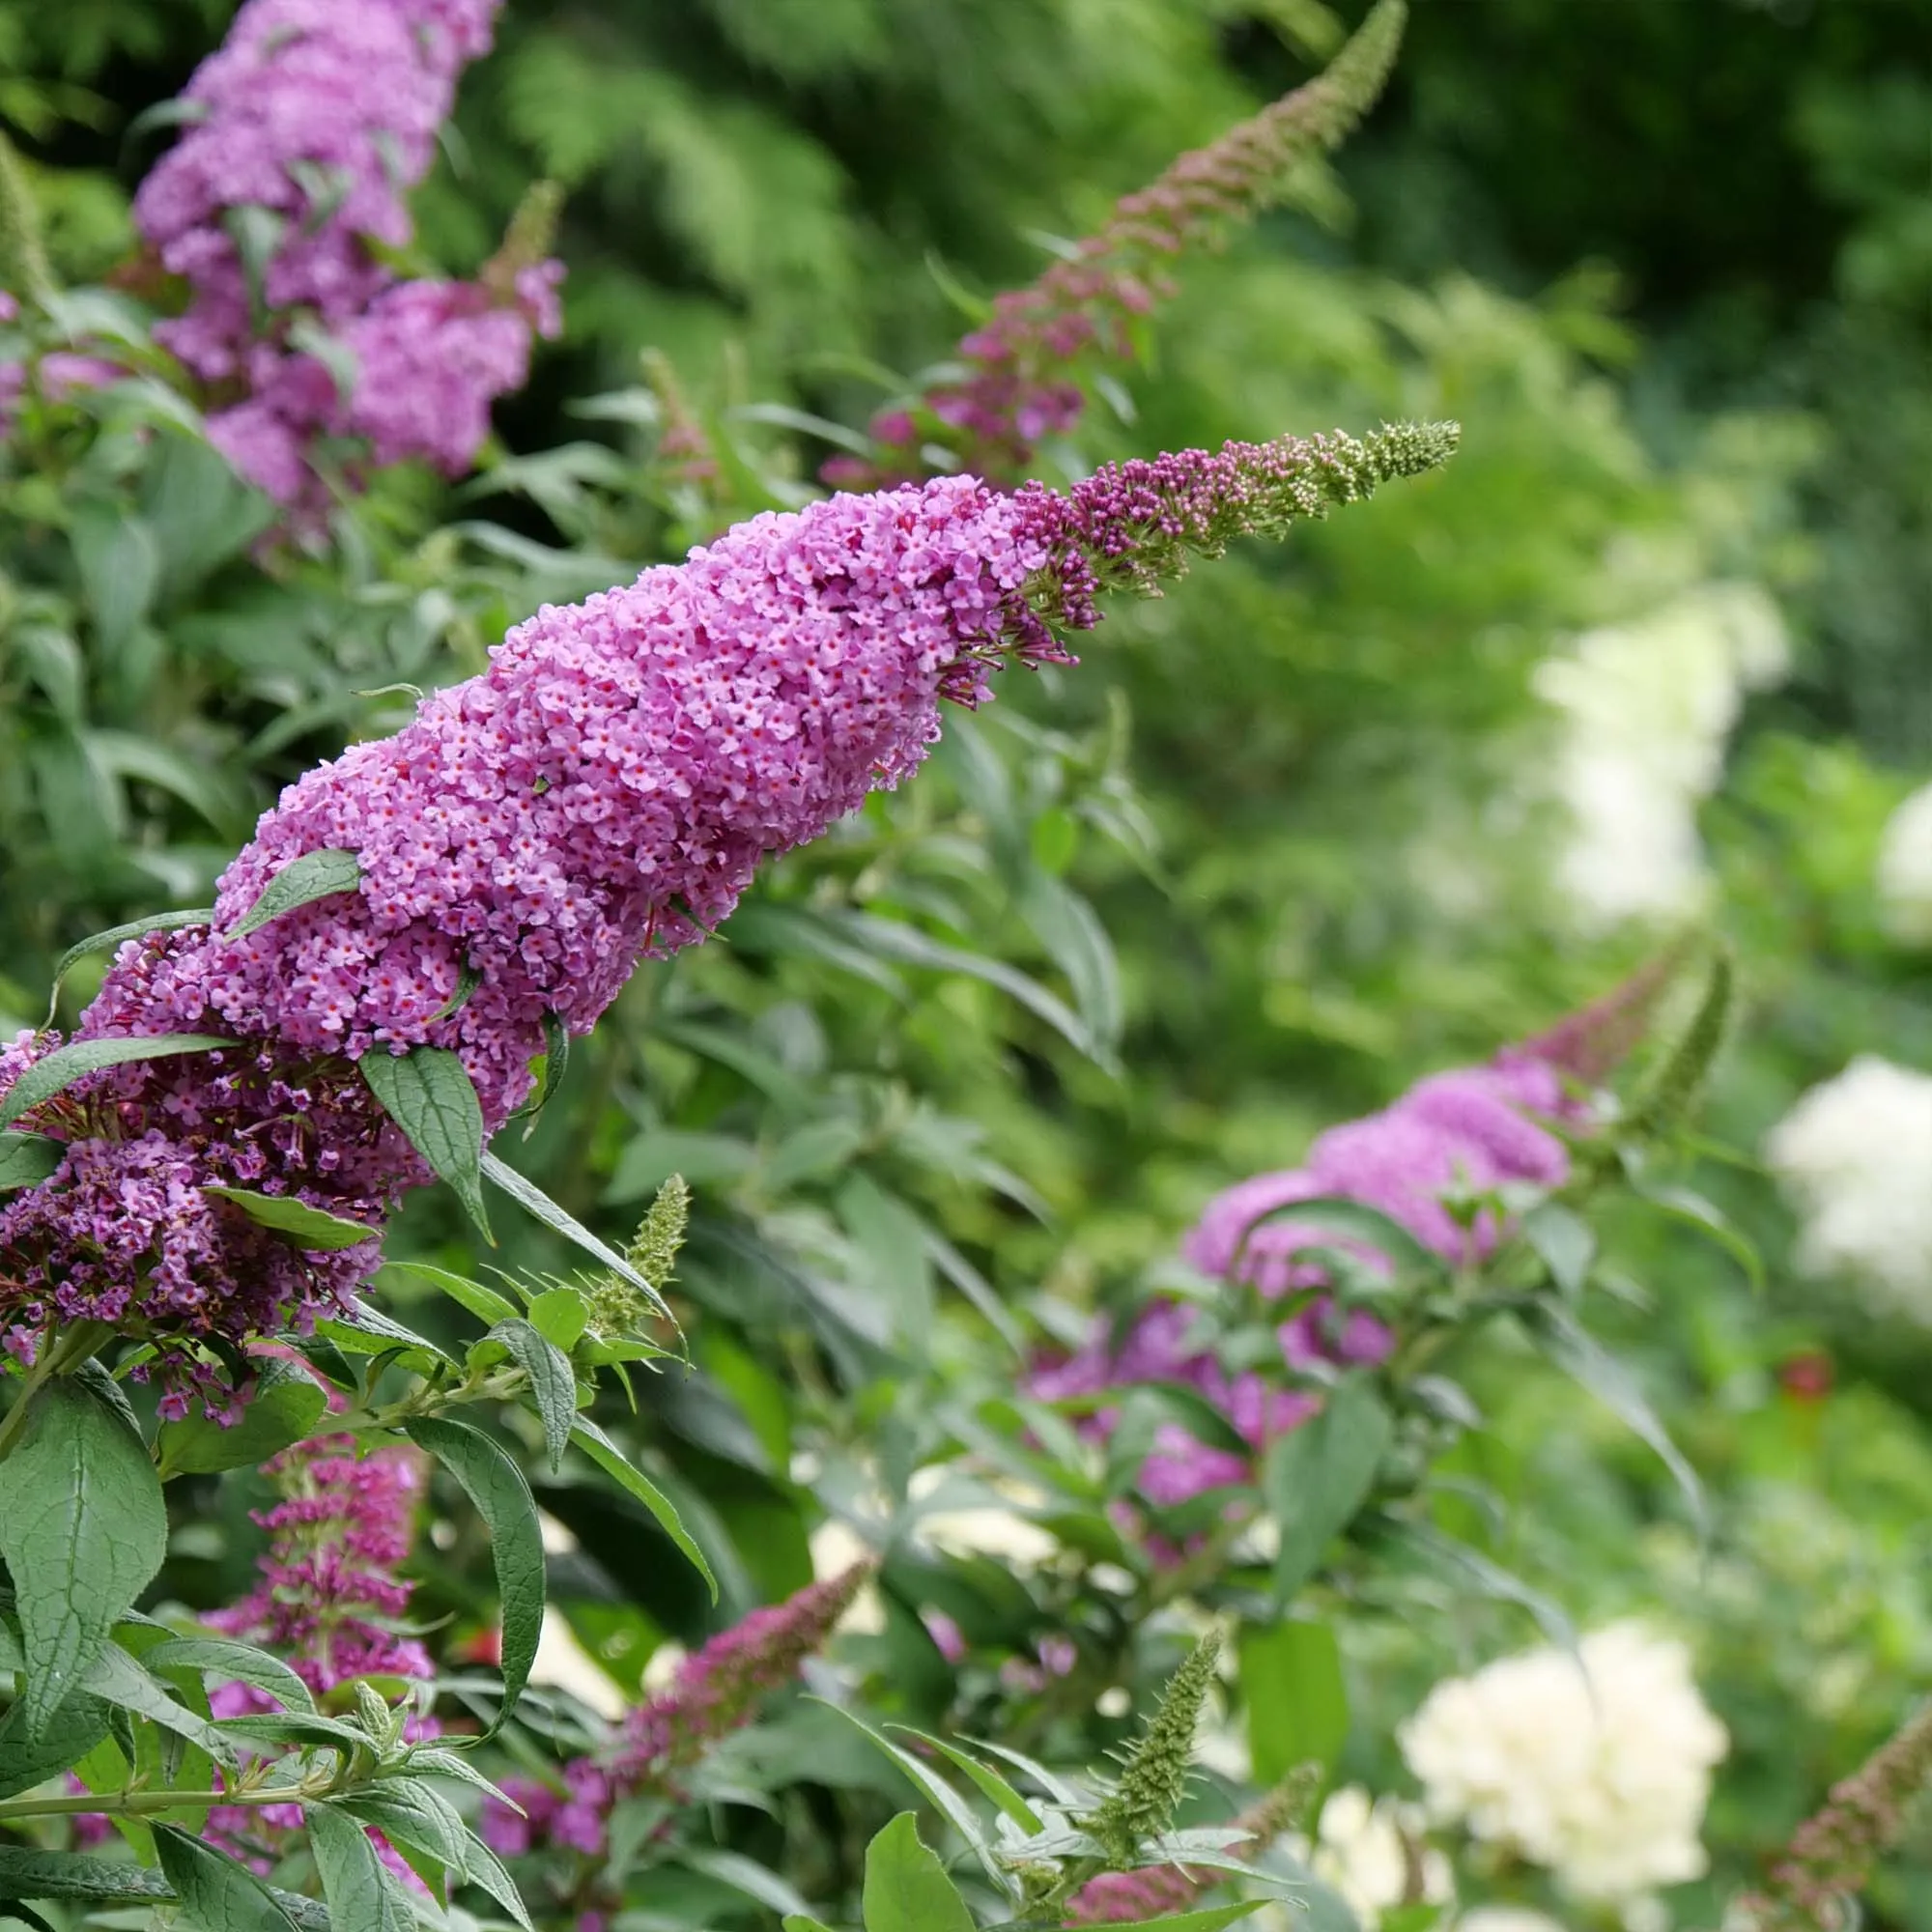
[2,0,1929,1920]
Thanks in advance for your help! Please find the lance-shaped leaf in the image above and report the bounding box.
[0,1131,63,1191]
[481,1151,668,1320]
[0,1034,231,1133]
[361,1044,492,1240]
[153,1825,299,1930]
[202,1185,381,1250]
[1264,1376,1393,1605]
[223,847,361,942]
[0,1381,166,1737]
[405,1416,543,1724]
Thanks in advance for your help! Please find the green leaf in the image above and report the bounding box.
[1521,1201,1595,1297]
[405,1746,520,1807]
[0,1131,62,1190]
[152,1824,298,1930]
[361,1045,492,1240]
[0,1902,54,1930]
[783,1918,840,1932]
[811,1702,1002,1888]
[1238,1619,1348,1786]
[222,848,362,943]
[202,1184,380,1250]
[1238,1195,1443,1284]
[1397,1522,1579,1657]
[456,1824,536,1932]
[86,1641,238,1768]
[0,1033,231,1132]
[569,1417,716,1597]
[156,1358,328,1479]
[404,1417,544,1724]
[1637,1181,1767,1292]
[678,1847,815,1920]
[884,1726,1043,1832]
[0,1845,172,1904]
[335,1776,470,1880]
[862,1813,976,1932]
[481,1151,668,1318]
[0,1380,167,1736]
[71,504,160,650]
[43,909,213,1022]
[489,1319,579,1475]
[319,1300,452,1366]
[1531,1304,1708,1543]
[382,1261,520,1329]
[1264,1377,1394,1605]
[305,1805,412,1932]
[140,1637,316,1714]
[526,1285,588,1350]
[427,960,481,1024]
[1098,1907,1268,1932]
[0,1691,111,1800]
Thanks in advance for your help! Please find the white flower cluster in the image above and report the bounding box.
[1290,1785,1452,1928]
[1765,1055,1932,1322]
[1878,782,1932,946]
[1399,1623,1727,1903]
[1459,1914,1568,1932]
[1533,582,1788,926]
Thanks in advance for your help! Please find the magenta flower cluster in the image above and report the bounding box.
[1031,1047,1582,1508]
[480,1564,870,1862]
[826,0,1402,489]
[0,426,1452,1403]
[130,0,558,508]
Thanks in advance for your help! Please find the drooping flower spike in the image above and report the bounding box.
[0,422,1456,1408]
[1029,972,1668,1510]
[827,0,1406,489]
[479,1563,873,1861]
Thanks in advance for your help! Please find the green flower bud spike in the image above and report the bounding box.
[1085,1630,1224,1861]
[1627,944,1734,1141]
[586,1174,689,1338]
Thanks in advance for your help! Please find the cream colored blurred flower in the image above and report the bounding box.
[1287,1784,1452,1928]
[530,1606,627,1719]
[808,1519,886,1633]
[1400,1622,1726,1904]
[1765,1054,1932,1322]
[1878,782,1932,946]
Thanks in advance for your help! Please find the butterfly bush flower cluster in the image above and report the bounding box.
[0,422,1453,1408]
[826,0,1403,489]
[480,1564,871,1862]
[1066,1782,1304,1922]
[1030,1035,1587,1508]
[130,0,559,508]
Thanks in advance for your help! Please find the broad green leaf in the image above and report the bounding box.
[0,1691,111,1799]
[0,1131,62,1190]
[202,1185,380,1250]
[482,1151,668,1318]
[1238,1619,1348,1786]
[335,1776,470,1879]
[152,1824,298,1930]
[44,910,213,1024]
[862,1813,976,1932]
[784,1918,840,1932]
[141,1637,316,1715]
[489,1319,579,1474]
[0,1034,231,1133]
[223,848,361,943]
[305,1804,412,1932]
[361,1045,492,1240]
[526,1286,588,1350]
[156,1358,328,1478]
[0,1381,167,1735]
[1532,1304,1707,1543]
[569,1417,716,1597]
[1264,1377,1394,1604]
[884,1726,1043,1832]
[405,1416,544,1723]
[382,1261,520,1329]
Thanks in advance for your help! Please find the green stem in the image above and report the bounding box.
[0,1780,325,1825]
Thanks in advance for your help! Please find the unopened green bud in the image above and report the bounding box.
[1628,947,1733,1140]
